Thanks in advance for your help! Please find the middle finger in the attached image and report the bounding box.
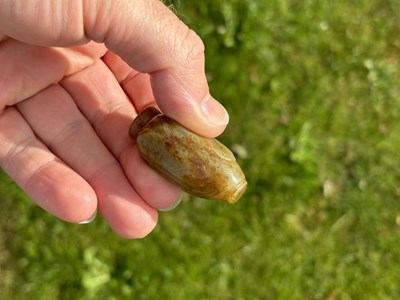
[17,84,158,238]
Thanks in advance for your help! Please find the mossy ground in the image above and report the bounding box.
[1,1,400,299]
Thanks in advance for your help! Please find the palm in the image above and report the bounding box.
[0,40,181,238]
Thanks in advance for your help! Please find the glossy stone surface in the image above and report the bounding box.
[129,107,247,203]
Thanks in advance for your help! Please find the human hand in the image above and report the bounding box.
[0,0,229,238]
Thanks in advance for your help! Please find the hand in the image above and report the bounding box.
[0,0,229,238]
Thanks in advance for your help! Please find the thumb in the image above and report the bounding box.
[0,0,229,137]
[84,0,229,137]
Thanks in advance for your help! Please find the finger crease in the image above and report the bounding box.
[1,134,37,167]
[24,158,59,192]
[91,101,127,130]
[48,119,85,151]
[120,70,141,86]
[86,160,120,184]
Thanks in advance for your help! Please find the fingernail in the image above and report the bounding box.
[158,192,183,212]
[78,209,97,224]
[201,94,229,127]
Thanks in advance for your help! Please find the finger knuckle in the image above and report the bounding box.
[180,28,205,64]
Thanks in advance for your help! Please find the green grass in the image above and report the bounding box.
[1,0,400,299]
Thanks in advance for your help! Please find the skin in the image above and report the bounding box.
[0,0,229,238]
